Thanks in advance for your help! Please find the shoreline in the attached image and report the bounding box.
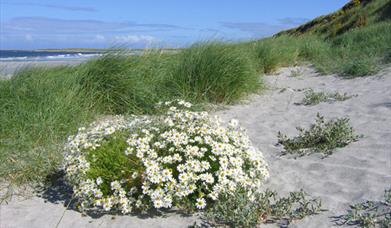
[0,59,89,79]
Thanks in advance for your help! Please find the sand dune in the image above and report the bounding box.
[1,66,390,227]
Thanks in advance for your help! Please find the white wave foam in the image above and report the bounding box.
[0,53,102,62]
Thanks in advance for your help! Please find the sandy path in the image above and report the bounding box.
[1,66,390,227]
[217,66,391,227]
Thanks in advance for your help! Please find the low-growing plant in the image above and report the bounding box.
[277,113,361,156]
[205,187,323,227]
[299,89,353,105]
[290,69,302,77]
[333,188,391,227]
[64,100,269,213]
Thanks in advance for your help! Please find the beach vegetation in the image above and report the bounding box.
[170,42,260,103]
[277,113,361,157]
[298,89,353,106]
[334,188,391,227]
[1,0,390,189]
[64,101,269,213]
[205,188,323,227]
[0,43,261,188]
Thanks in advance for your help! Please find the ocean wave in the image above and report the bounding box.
[0,53,102,62]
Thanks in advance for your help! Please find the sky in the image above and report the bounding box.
[0,0,349,50]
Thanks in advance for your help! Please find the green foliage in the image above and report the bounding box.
[277,0,390,37]
[78,51,174,114]
[277,113,360,156]
[299,89,353,105]
[84,131,144,195]
[251,36,299,73]
[341,57,378,77]
[334,188,391,227]
[271,0,391,77]
[205,188,323,227]
[170,42,259,103]
[0,66,93,185]
[247,20,390,77]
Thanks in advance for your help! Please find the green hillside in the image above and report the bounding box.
[277,0,391,37]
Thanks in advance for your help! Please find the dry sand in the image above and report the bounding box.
[0,60,86,79]
[1,66,390,227]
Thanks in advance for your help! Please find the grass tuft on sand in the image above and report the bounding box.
[277,113,361,157]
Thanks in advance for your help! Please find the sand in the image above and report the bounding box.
[0,60,86,79]
[1,66,390,227]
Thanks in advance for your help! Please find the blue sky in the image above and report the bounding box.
[1,0,348,50]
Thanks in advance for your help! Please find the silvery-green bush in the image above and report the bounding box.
[64,100,269,213]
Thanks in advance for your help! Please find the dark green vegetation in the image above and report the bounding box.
[334,188,391,228]
[205,188,323,227]
[0,0,390,187]
[84,131,144,196]
[278,113,361,157]
[298,89,353,106]
[170,42,258,103]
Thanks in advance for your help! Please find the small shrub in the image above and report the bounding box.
[299,89,353,105]
[64,100,269,213]
[277,113,361,156]
[205,188,323,227]
[334,188,391,227]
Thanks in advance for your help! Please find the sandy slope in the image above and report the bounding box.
[1,66,390,227]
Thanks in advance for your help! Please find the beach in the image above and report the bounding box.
[0,60,88,79]
[1,65,390,227]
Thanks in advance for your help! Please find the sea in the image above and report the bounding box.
[0,50,102,62]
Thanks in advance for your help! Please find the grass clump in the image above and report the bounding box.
[299,89,353,105]
[77,51,173,114]
[277,113,360,157]
[340,57,378,77]
[170,42,259,103]
[334,188,391,227]
[205,188,323,227]
[251,35,301,73]
[0,66,92,186]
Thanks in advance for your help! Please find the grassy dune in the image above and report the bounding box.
[1,0,390,186]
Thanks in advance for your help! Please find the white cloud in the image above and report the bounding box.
[112,35,157,44]
[25,34,33,41]
[93,34,106,42]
